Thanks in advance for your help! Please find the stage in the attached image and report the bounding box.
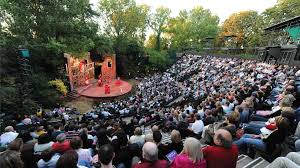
[76,79,132,98]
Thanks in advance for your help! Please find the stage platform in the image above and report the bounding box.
[76,79,132,98]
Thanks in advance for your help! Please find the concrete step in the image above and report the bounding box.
[254,160,270,168]
[243,157,269,168]
[236,155,253,168]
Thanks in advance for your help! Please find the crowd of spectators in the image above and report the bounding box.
[0,54,300,168]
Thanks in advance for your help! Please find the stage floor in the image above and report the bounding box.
[76,79,132,98]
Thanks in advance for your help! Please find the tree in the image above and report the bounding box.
[0,0,98,57]
[99,0,149,40]
[99,0,150,77]
[0,0,99,115]
[263,0,300,27]
[149,7,171,51]
[218,11,264,48]
[167,7,219,51]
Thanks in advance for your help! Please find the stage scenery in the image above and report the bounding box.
[0,1,300,168]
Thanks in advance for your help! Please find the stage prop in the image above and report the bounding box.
[65,53,132,98]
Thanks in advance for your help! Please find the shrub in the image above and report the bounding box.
[49,79,68,96]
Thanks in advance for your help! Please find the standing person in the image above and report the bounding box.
[203,129,239,168]
[171,137,206,168]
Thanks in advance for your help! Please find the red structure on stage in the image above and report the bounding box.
[65,53,132,98]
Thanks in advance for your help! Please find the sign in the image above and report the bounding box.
[19,49,30,58]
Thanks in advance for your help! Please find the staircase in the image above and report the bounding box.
[66,90,81,100]
[236,154,269,168]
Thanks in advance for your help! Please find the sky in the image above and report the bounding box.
[91,0,278,23]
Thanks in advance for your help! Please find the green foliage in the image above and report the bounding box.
[263,0,300,27]
[99,0,149,40]
[149,7,171,51]
[0,0,98,58]
[49,79,68,96]
[29,74,62,109]
[167,6,219,51]
[146,48,171,69]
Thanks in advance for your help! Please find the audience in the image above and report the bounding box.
[0,55,299,168]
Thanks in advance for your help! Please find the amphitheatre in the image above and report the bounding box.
[0,0,300,168]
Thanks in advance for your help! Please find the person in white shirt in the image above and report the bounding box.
[70,137,92,165]
[0,126,19,147]
[190,114,204,138]
[129,127,145,147]
[34,133,54,154]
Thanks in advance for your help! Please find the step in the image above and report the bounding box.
[254,160,269,168]
[243,157,266,168]
[236,155,253,168]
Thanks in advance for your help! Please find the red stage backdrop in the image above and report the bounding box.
[101,54,116,84]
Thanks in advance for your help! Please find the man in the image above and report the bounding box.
[190,113,204,139]
[152,131,168,160]
[133,142,168,168]
[203,129,239,168]
[0,126,19,148]
[98,144,115,168]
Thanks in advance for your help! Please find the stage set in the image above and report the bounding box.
[65,53,132,98]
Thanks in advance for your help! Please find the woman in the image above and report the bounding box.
[234,116,289,153]
[167,130,183,154]
[171,137,206,168]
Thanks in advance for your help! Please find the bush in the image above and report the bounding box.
[49,79,68,96]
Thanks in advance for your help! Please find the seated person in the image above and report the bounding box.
[171,137,206,168]
[51,133,71,154]
[97,144,115,168]
[153,131,168,160]
[0,126,19,148]
[234,116,289,154]
[133,142,168,168]
[37,150,60,168]
[203,129,239,168]
[129,127,145,147]
[167,130,183,154]
[266,152,300,168]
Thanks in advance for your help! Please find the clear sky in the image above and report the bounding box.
[91,0,278,23]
